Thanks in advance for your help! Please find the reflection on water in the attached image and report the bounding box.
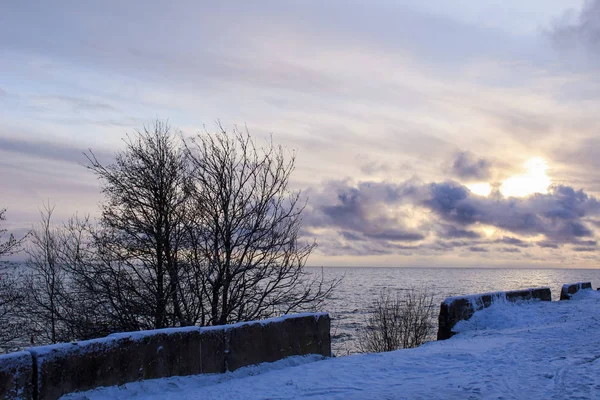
[310,267,600,355]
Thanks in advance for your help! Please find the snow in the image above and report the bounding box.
[218,312,329,330]
[442,287,550,307]
[0,351,31,374]
[28,337,117,359]
[109,326,201,341]
[62,296,600,400]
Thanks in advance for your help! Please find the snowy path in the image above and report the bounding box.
[65,292,600,400]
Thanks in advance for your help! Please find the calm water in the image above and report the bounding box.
[312,267,600,354]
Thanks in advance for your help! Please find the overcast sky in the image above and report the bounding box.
[2,0,600,267]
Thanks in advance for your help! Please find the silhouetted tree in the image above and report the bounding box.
[185,125,337,325]
[0,209,26,350]
[0,209,23,258]
[24,204,66,343]
[84,121,199,330]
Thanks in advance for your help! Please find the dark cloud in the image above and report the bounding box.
[339,231,366,242]
[494,236,530,248]
[538,241,560,249]
[424,182,599,241]
[572,247,596,252]
[439,225,481,239]
[450,151,492,180]
[366,231,425,242]
[499,247,521,253]
[573,239,597,246]
[552,0,600,55]
[310,180,426,245]
[469,246,489,253]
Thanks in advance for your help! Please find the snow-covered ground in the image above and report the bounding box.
[64,291,600,400]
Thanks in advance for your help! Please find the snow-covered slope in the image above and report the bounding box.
[64,291,600,400]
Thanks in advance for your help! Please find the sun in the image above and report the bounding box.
[500,157,551,198]
[466,157,551,198]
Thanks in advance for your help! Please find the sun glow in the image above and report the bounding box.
[467,182,492,197]
[500,158,551,198]
[465,158,551,198]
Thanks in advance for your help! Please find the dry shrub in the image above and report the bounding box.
[358,288,436,353]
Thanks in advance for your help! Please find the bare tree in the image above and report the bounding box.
[0,209,24,258]
[84,121,200,330]
[54,214,116,341]
[0,267,24,350]
[0,209,27,350]
[24,204,68,344]
[358,288,436,353]
[185,125,337,325]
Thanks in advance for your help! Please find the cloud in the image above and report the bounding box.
[469,246,489,253]
[572,246,596,252]
[38,95,119,113]
[305,180,425,246]
[538,241,560,249]
[494,236,531,248]
[450,151,492,180]
[499,247,521,253]
[0,135,113,166]
[424,181,599,241]
[358,160,392,176]
[303,177,600,257]
[439,225,482,239]
[552,0,600,55]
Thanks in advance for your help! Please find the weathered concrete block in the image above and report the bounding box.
[199,327,226,374]
[226,321,264,372]
[560,282,592,300]
[530,287,553,302]
[31,327,202,400]
[0,351,33,400]
[226,313,331,372]
[438,287,551,340]
[108,327,202,379]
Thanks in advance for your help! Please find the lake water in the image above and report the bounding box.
[312,267,600,354]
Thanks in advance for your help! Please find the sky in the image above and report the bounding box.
[2,0,600,267]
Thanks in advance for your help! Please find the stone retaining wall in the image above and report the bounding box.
[560,282,593,300]
[437,287,552,340]
[0,313,331,400]
[0,352,32,400]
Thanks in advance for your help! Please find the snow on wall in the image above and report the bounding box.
[560,282,593,300]
[437,287,552,340]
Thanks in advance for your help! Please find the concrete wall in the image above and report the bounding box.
[437,287,552,340]
[560,282,593,300]
[0,313,330,400]
[225,313,331,371]
[0,351,32,400]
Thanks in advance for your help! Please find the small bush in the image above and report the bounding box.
[358,288,436,353]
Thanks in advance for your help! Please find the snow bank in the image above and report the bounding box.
[438,287,551,340]
[69,296,600,400]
